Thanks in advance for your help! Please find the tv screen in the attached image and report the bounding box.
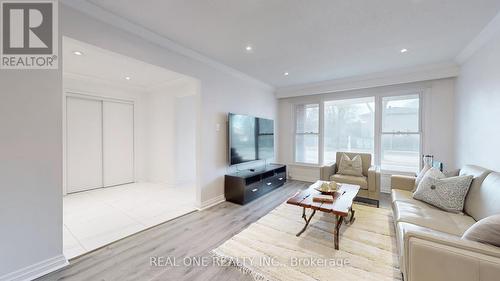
[256,117,274,161]
[228,113,274,165]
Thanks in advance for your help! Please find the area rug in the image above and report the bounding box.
[211,203,401,281]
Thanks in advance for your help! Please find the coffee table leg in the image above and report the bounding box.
[334,215,343,250]
[296,207,316,237]
[344,208,356,225]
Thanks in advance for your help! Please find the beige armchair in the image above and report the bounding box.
[320,152,380,203]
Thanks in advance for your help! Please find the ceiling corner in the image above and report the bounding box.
[455,11,500,64]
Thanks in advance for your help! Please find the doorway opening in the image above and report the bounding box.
[62,37,200,259]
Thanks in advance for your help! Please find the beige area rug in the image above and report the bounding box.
[211,203,401,281]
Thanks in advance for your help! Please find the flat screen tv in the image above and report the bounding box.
[228,113,274,165]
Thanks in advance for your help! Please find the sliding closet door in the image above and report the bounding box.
[66,97,103,193]
[102,101,134,187]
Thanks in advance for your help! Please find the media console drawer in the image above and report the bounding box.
[225,164,287,205]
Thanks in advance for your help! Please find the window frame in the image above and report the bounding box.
[379,93,423,173]
[292,90,424,173]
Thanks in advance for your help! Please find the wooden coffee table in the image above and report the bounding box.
[286,180,360,250]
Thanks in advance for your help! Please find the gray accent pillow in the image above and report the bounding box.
[413,168,473,213]
[338,153,363,177]
[462,215,500,247]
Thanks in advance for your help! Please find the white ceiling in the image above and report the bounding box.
[76,0,500,88]
[63,37,186,91]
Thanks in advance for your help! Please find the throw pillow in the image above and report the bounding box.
[414,163,431,191]
[462,214,500,247]
[413,168,473,213]
[423,167,446,180]
[338,153,363,177]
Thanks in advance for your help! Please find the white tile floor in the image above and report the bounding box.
[63,182,197,259]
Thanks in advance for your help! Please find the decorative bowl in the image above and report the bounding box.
[314,181,338,194]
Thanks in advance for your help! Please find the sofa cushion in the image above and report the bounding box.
[462,214,500,247]
[337,153,363,176]
[464,171,500,221]
[335,152,371,176]
[393,200,476,236]
[413,170,473,213]
[391,189,438,209]
[460,165,492,219]
[391,189,412,203]
[331,174,367,189]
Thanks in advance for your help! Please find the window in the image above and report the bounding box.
[324,97,375,164]
[295,104,319,164]
[293,93,422,172]
[381,95,420,172]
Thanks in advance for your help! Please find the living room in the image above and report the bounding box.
[1,1,500,281]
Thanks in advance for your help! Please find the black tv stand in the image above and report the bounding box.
[225,164,286,205]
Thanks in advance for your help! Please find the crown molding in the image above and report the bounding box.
[456,11,500,64]
[275,62,460,98]
[60,0,274,92]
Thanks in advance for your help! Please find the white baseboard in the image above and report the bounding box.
[198,194,226,210]
[0,255,68,281]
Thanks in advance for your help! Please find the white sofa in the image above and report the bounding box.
[391,165,500,281]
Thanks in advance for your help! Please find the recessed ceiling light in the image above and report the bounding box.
[400,48,408,53]
[73,51,83,56]
[284,72,289,76]
[245,45,253,51]
[125,76,131,80]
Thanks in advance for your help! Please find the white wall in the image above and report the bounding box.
[144,79,199,185]
[0,71,66,276]
[144,88,176,184]
[175,94,198,186]
[60,5,277,206]
[455,30,500,171]
[278,79,456,185]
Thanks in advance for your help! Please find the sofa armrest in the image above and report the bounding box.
[367,165,380,194]
[444,168,460,177]
[391,175,416,191]
[404,228,500,281]
[320,163,336,181]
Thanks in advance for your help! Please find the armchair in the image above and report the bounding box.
[320,152,380,202]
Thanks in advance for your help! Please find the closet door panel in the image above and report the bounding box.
[66,97,103,193]
[103,101,134,187]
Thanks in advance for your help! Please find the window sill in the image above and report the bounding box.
[290,162,322,168]
[380,169,416,176]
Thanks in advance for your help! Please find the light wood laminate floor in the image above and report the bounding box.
[38,180,390,281]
